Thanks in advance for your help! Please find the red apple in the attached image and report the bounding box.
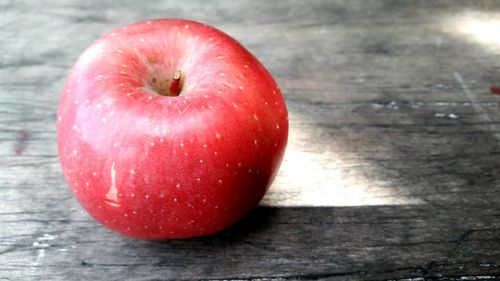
[57,19,288,239]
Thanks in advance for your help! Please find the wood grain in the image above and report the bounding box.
[1,0,500,280]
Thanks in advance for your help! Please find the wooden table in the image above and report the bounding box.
[2,0,500,280]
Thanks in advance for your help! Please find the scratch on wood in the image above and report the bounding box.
[454,72,500,144]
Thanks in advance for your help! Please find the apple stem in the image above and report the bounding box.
[169,71,182,96]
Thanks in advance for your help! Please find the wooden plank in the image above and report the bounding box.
[1,206,500,280]
[1,0,500,280]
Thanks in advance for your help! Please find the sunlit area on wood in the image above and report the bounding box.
[261,115,423,207]
[451,13,500,51]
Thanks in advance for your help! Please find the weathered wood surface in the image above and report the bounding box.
[2,0,500,280]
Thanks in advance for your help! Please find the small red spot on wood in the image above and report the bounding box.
[14,131,31,156]
[490,87,500,95]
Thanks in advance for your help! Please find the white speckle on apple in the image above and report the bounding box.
[254,139,258,145]
[129,169,135,175]
[85,99,90,103]
[145,194,150,199]
[150,142,155,147]
[216,55,224,59]
[111,32,117,36]
[209,37,214,41]
[102,117,107,122]
[92,171,97,176]
[203,144,207,148]
[125,92,131,96]
[208,105,213,109]
[253,114,259,121]
[232,103,239,109]
[222,82,232,88]
[239,86,244,90]
[139,37,145,42]
[117,50,124,54]
[180,142,184,148]
[197,178,201,182]
[274,101,278,105]
[160,193,165,198]
[74,182,79,187]
[67,89,71,93]
[184,24,189,29]
[73,149,78,155]
[58,116,62,122]
[264,102,268,106]
[219,73,225,77]
[160,138,164,143]
[112,219,116,223]
[132,210,137,215]
[218,179,223,184]
[124,213,128,217]
[127,227,131,231]
[214,151,218,155]
[176,183,181,189]
[184,152,189,156]
[144,225,148,229]
[214,205,219,209]
[248,169,252,173]
[204,95,209,99]
[174,198,178,202]
[131,193,135,198]
[243,65,249,68]
[96,103,102,109]
[74,100,79,105]
[113,142,118,148]
[225,163,230,167]
[202,105,206,109]
[274,142,278,147]
[85,182,90,187]
[199,159,204,164]
[238,162,242,167]
[119,71,127,74]
[146,21,151,25]
[159,225,163,229]
[215,132,221,139]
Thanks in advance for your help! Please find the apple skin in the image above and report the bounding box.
[57,19,288,239]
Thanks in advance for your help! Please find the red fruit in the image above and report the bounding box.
[57,19,288,239]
